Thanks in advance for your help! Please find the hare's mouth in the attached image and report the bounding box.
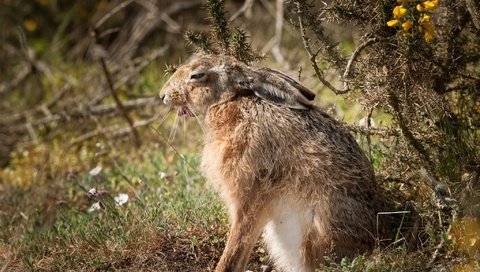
[177,106,196,117]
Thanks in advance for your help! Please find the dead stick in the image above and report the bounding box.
[91,29,141,147]
[5,97,160,132]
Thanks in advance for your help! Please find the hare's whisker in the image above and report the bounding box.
[168,112,179,142]
[181,113,188,145]
[187,104,207,136]
[156,108,173,127]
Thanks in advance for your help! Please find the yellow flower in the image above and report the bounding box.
[419,19,435,41]
[420,14,431,23]
[402,20,413,31]
[23,19,38,32]
[424,32,434,42]
[393,6,407,18]
[421,20,435,34]
[416,4,425,12]
[423,0,439,10]
[387,19,401,27]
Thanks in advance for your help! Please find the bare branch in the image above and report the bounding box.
[91,28,141,147]
[0,65,31,95]
[465,0,480,32]
[70,115,160,146]
[345,124,401,137]
[343,37,380,83]
[229,0,254,22]
[6,97,160,132]
[271,0,285,64]
[296,6,350,95]
[94,0,136,29]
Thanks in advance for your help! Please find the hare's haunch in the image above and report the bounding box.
[160,55,386,272]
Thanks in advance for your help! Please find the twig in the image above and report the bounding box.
[345,124,401,137]
[296,4,350,95]
[107,0,201,62]
[376,210,411,247]
[91,29,141,147]
[342,37,380,86]
[387,89,434,167]
[70,114,161,145]
[6,97,160,132]
[0,65,31,95]
[229,0,254,22]
[136,0,181,33]
[465,0,480,32]
[86,45,168,108]
[17,28,51,97]
[94,0,136,29]
[271,0,285,64]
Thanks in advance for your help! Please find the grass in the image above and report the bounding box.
[1,118,478,272]
[1,141,229,271]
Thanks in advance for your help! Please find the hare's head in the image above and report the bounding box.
[159,55,316,116]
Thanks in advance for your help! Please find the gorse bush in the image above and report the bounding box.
[287,0,480,261]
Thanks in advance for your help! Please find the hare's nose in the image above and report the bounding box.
[160,92,171,105]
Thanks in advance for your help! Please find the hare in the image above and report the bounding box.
[159,54,386,272]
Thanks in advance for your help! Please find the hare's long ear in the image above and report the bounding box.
[235,66,315,110]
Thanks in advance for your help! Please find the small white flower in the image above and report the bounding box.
[87,188,97,197]
[114,193,129,206]
[89,165,102,176]
[159,172,167,179]
[88,202,101,212]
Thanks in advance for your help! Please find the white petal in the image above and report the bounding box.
[88,188,97,196]
[89,165,102,176]
[159,172,167,179]
[88,202,101,212]
[114,193,129,206]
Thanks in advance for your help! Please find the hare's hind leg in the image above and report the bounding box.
[263,197,315,272]
[215,199,270,272]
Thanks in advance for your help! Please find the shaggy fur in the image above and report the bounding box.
[159,55,386,272]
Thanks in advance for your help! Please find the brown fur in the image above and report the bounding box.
[159,55,386,272]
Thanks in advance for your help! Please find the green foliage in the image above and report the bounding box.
[205,0,231,52]
[186,0,262,63]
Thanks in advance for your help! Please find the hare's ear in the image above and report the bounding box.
[238,67,315,110]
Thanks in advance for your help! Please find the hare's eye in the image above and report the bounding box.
[189,72,206,81]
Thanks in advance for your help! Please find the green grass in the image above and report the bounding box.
[1,114,479,271]
[1,144,230,271]
[1,129,478,272]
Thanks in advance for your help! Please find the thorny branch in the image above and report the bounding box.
[343,37,381,83]
[297,12,350,95]
[345,124,400,137]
